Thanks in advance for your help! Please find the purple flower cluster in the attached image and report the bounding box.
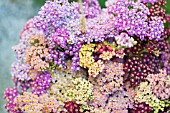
[31,71,52,96]
[107,0,150,40]
[12,42,27,61]
[11,62,31,81]
[82,0,101,18]
[20,18,43,42]
[4,87,22,113]
[161,45,170,75]
[33,0,80,40]
[141,53,160,73]
[19,80,32,94]
[148,16,164,40]
[65,43,82,71]
[46,42,82,71]
[79,13,115,43]
[12,76,32,94]
[52,27,69,48]
[107,0,164,40]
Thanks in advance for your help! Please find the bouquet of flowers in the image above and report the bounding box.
[4,0,170,113]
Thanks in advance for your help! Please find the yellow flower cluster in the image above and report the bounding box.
[49,77,93,112]
[88,60,105,77]
[99,51,115,60]
[79,44,105,77]
[49,61,87,103]
[65,77,94,111]
[24,36,49,72]
[135,82,170,113]
[79,44,95,68]
[15,92,42,113]
[49,77,72,102]
[14,92,60,113]
[94,43,102,52]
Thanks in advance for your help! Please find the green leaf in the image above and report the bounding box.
[139,49,148,54]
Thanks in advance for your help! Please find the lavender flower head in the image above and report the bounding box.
[33,0,80,41]
[12,42,27,61]
[82,0,101,18]
[11,62,31,81]
[20,18,43,43]
[107,0,164,41]
[148,16,164,40]
[52,27,69,48]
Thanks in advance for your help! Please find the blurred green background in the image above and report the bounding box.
[0,0,169,113]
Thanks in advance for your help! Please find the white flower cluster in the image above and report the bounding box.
[115,32,137,48]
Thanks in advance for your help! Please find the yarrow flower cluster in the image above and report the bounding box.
[146,69,170,100]
[24,35,50,72]
[134,82,170,113]
[4,0,170,113]
[107,0,164,40]
[11,62,31,81]
[14,92,60,113]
